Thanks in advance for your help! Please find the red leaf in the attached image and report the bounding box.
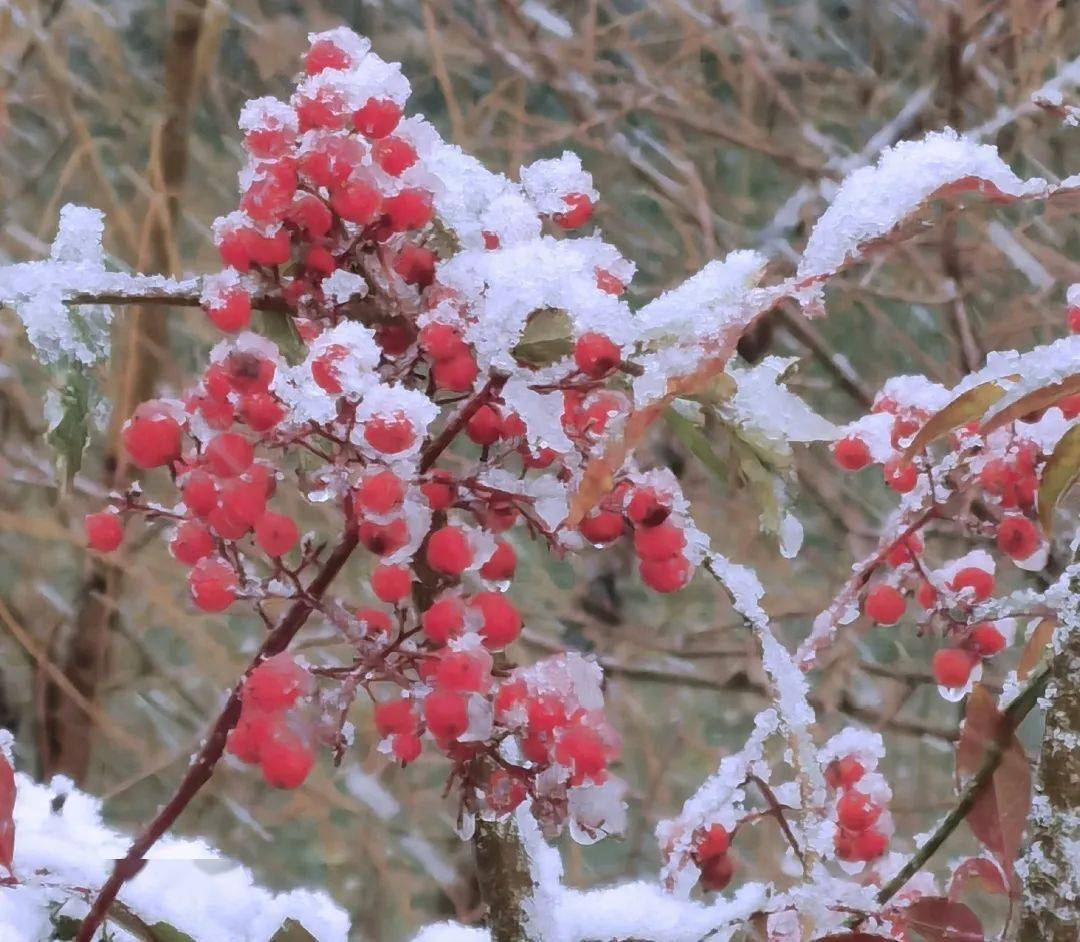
[955,685,1031,872]
[948,856,1008,901]
[903,897,984,941]
[0,754,14,874]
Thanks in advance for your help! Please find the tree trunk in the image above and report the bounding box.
[1017,590,1080,940]
[474,815,535,942]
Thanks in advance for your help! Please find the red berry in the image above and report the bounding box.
[373,136,418,176]
[639,555,690,593]
[246,653,310,711]
[486,769,527,814]
[311,345,345,394]
[890,416,921,449]
[633,521,685,561]
[422,597,465,645]
[377,321,413,356]
[354,98,402,138]
[579,510,624,544]
[305,245,336,276]
[392,734,422,764]
[824,756,864,790]
[594,268,624,295]
[968,623,1006,657]
[393,243,437,287]
[189,557,237,612]
[555,725,607,784]
[227,706,277,764]
[480,541,516,581]
[171,520,214,565]
[181,468,219,514]
[526,695,567,734]
[950,567,995,602]
[836,791,882,832]
[420,323,467,361]
[372,564,412,603]
[573,332,621,378]
[239,393,284,432]
[553,192,592,229]
[298,134,363,189]
[354,470,405,516]
[885,533,923,567]
[330,178,382,224]
[260,729,314,789]
[699,853,734,891]
[996,515,1040,560]
[374,699,418,738]
[255,511,299,557]
[218,478,267,529]
[916,580,937,610]
[1058,393,1080,419]
[305,37,351,74]
[932,647,977,688]
[245,227,292,267]
[467,405,503,445]
[1068,305,1080,334]
[432,353,478,392]
[85,511,123,552]
[626,487,669,527]
[285,191,332,238]
[383,188,434,231]
[883,458,918,493]
[123,405,182,469]
[358,518,409,557]
[833,436,871,471]
[850,828,888,861]
[423,689,469,741]
[696,825,730,862]
[426,526,474,576]
[472,591,522,649]
[421,470,456,510]
[493,679,527,723]
[863,584,905,625]
[208,505,250,541]
[364,414,415,454]
[206,288,252,333]
[205,432,255,478]
[356,607,393,636]
[435,650,491,693]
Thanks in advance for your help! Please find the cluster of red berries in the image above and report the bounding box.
[227,654,315,788]
[826,756,888,863]
[691,825,735,891]
[578,483,693,592]
[86,348,307,613]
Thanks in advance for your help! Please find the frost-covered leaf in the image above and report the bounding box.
[259,309,305,366]
[817,935,893,941]
[979,372,1080,435]
[269,919,318,942]
[947,856,1008,901]
[46,369,94,484]
[511,307,573,367]
[956,685,1030,870]
[1037,422,1080,532]
[903,379,1012,458]
[903,897,984,941]
[664,408,731,481]
[147,922,198,942]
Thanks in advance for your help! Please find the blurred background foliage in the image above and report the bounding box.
[0,0,1077,938]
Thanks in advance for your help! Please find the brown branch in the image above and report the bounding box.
[74,528,360,942]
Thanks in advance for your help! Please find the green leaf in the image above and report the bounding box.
[1038,423,1080,532]
[512,308,573,367]
[50,915,80,940]
[664,408,731,481]
[259,309,305,365]
[270,919,319,942]
[46,368,94,486]
[146,923,197,942]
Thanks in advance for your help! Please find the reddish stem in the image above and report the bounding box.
[75,529,359,942]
